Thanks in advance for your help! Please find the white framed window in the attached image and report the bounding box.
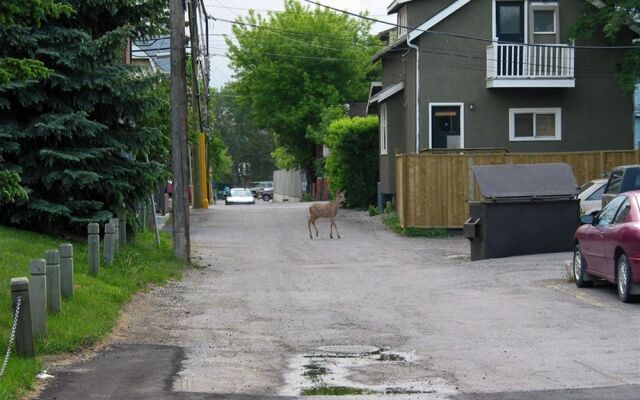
[533,9,555,34]
[397,6,408,37]
[380,102,388,155]
[509,108,561,141]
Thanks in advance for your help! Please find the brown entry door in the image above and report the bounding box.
[431,106,461,149]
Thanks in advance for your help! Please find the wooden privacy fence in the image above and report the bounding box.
[396,150,640,229]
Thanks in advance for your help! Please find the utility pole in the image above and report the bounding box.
[199,3,213,204]
[170,0,191,261]
[188,0,207,209]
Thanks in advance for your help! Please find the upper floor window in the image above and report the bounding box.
[509,108,561,141]
[380,102,388,155]
[533,10,555,33]
[397,6,408,37]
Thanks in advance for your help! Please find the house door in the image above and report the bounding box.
[431,106,461,149]
[496,1,525,43]
[496,1,525,76]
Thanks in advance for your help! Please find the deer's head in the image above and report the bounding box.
[336,191,346,205]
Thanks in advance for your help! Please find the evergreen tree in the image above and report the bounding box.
[0,0,169,231]
[0,0,72,204]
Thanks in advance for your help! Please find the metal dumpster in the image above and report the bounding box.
[464,163,581,261]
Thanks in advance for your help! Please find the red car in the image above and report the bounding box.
[573,191,640,302]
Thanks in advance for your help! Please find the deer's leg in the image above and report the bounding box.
[308,217,314,239]
[313,219,319,237]
[332,219,341,239]
[329,218,334,239]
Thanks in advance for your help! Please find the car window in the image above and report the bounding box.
[606,171,623,194]
[598,195,626,226]
[613,198,631,224]
[586,184,606,201]
[634,170,640,190]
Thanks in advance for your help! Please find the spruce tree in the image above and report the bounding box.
[0,0,169,231]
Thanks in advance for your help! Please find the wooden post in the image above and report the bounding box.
[44,250,61,314]
[171,0,192,261]
[109,218,119,252]
[28,260,47,338]
[88,223,100,277]
[11,278,34,357]
[118,212,126,247]
[59,244,74,299]
[104,223,116,266]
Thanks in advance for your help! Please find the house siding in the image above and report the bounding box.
[417,0,633,152]
[379,56,408,195]
[405,0,454,30]
[380,94,406,194]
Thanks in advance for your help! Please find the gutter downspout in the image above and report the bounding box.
[407,34,420,153]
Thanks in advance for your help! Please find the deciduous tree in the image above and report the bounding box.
[227,0,380,183]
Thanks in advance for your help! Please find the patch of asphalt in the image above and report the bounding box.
[39,344,184,400]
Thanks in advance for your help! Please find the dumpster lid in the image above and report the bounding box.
[472,163,579,200]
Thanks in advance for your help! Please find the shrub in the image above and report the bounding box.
[368,204,380,216]
[325,116,379,208]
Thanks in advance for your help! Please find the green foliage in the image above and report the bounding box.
[212,86,275,182]
[368,204,380,216]
[382,202,403,234]
[0,0,73,205]
[0,0,170,232]
[306,104,347,145]
[0,226,185,398]
[271,146,298,170]
[0,171,27,205]
[209,134,233,181]
[571,1,640,92]
[227,0,382,178]
[325,116,379,208]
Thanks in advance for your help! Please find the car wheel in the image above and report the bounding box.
[617,254,633,303]
[573,244,593,288]
[262,194,271,201]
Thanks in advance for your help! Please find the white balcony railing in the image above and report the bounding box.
[486,43,575,85]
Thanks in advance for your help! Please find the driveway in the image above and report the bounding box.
[40,201,640,399]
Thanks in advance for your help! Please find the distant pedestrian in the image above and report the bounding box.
[223,186,230,199]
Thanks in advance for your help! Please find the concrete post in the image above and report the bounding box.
[118,212,126,247]
[10,278,34,357]
[110,218,119,252]
[88,223,100,277]
[104,223,116,266]
[136,204,145,231]
[44,250,61,314]
[59,244,74,299]
[28,259,47,338]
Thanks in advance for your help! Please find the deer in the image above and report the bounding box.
[308,191,346,239]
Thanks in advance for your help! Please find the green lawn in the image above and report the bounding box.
[0,226,186,399]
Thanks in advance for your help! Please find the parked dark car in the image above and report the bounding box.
[573,191,640,302]
[601,165,640,207]
[260,187,273,201]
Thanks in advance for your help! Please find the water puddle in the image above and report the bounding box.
[280,346,458,398]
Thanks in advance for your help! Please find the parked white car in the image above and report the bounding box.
[577,179,607,215]
[225,188,255,205]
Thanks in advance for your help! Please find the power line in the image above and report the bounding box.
[210,16,383,47]
[302,0,640,50]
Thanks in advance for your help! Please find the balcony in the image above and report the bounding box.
[486,43,575,88]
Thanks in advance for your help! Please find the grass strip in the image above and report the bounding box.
[0,226,186,399]
[301,386,376,396]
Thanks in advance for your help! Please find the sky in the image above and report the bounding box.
[201,0,396,88]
